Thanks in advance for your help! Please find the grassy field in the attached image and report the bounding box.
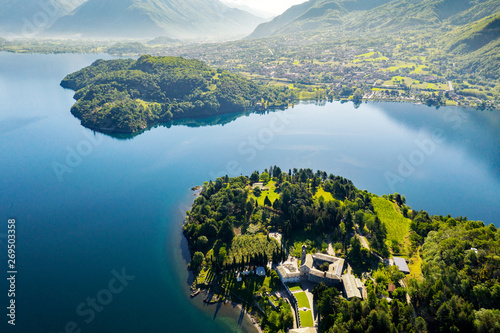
[249,180,280,206]
[407,246,424,281]
[372,197,411,248]
[383,62,427,73]
[313,187,335,202]
[294,291,310,309]
[382,76,448,91]
[299,310,314,327]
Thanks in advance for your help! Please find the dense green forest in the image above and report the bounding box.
[184,168,500,333]
[61,55,296,133]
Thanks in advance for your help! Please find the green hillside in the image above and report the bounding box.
[248,0,500,38]
[372,196,411,246]
[447,12,500,53]
[249,0,392,38]
[444,12,500,78]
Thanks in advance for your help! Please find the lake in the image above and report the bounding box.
[0,52,498,332]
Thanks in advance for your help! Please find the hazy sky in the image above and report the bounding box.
[221,0,308,15]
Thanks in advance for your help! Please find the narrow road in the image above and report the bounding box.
[399,279,412,304]
[447,81,454,91]
[327,234,335,256]
[356,234,370,250]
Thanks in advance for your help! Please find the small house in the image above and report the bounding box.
[393,257,410,274]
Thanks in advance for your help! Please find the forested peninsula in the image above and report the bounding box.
[184,167,500,333]
[61,55,295,133]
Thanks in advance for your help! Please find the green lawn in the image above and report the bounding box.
[294,291,310,309]
[249,180,280,206]
[372,197,411,247]
[356,51,376,58]
[299,310,314,327]
[288,284,303,292]
[407,246,423,281]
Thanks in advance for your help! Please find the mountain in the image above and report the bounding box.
[248,0,392,38]
[46,0,265,39]
[220,1,274,19]
[447,12,500,53]
[347,0,500,31]
[248,0,500,38]
[444,12,500,78]
[0,0,87,36]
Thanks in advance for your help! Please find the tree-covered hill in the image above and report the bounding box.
[61,55,295,133]
[446,12,500,53]
[442,12,500,78]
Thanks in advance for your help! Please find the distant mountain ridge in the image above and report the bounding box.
[248,0,500,38]
[0,0,87,36]
[0,0,265,39]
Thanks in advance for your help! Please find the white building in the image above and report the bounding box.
[276,258,301,283]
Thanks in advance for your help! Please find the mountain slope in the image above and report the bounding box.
[47,0,265,39]
[0,0,87,36]
[447,12,500,53]
[444,12,500,78]
[248,0,393,38]
[248,0,500,38]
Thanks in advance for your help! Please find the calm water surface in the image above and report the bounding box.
[0,53,498,332]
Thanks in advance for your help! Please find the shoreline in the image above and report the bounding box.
[179,189,260,333]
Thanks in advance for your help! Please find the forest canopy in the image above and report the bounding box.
[184,168,500,333]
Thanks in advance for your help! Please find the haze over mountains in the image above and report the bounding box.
[0,0,265,39]
[0,0,86,36]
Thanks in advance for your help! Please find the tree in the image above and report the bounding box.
[264,195,272,207]
[253,187,262,197]
[218,247,227,264]
[218,219,235,244]
[250,171,260,183]
[349,236,362,260]
[197,236,208,251]
[353,88,363,103]
[344,210,354,232]
[246,199,254,216]
[315,217,324,232]
[355,211,365,230]
[260,172,270,184]
[190,252,204,271]
[272,198,280,211]
[282,309,293,329]
[270,270,280,287]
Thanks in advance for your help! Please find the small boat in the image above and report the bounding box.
[190,288,200,297]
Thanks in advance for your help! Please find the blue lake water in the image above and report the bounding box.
[0,52,499,332]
